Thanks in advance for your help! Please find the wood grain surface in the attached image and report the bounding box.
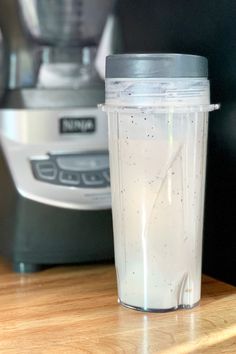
[0,259,235,353]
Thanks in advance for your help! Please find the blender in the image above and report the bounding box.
[0,0,116,272]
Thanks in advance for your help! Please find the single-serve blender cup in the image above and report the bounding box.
[103,54,219,312]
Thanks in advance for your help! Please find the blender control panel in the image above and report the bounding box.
[31,152,110,188]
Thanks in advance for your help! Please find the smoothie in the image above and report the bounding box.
[109,112,208,310]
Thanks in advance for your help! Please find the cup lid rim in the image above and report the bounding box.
[105,53,208,79]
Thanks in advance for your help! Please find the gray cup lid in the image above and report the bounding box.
[106,53,208,78]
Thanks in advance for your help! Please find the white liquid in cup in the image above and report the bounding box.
[108,111,208,311]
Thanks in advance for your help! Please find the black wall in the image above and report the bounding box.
[117,0,236,285]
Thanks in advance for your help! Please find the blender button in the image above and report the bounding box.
[36,162,57,180]
[59,171,80,186]
[81,172,104,186]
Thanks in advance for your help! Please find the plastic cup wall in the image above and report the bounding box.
[105,77,218,311]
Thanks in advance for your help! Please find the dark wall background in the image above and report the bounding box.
[117,0,236,285]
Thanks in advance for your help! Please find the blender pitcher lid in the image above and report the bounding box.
[105,53,208,78]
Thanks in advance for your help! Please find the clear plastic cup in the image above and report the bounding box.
[103,54,219,312]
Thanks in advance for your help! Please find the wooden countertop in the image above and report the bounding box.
[0,259,235,353]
